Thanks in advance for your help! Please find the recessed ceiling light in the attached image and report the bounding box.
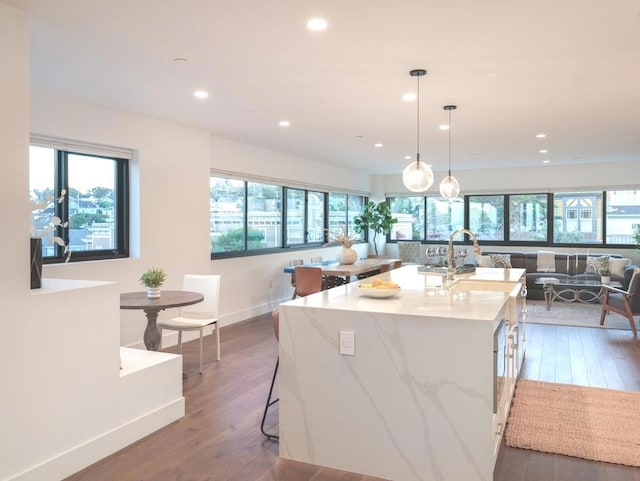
[404,155,412,160]
[542,160,551,164]
[439,124,450,130]
[307,17,328,31]
[539,149,548,154]
[536,133,547,138]
[402,93,416,102]
[374,143,383,148]
[278,120,290,127]
[194,90,209,99]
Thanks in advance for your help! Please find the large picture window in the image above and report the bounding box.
[388,187,638,248]
[29,139,130,263]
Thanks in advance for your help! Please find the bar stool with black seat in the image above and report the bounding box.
[261,266,323,440]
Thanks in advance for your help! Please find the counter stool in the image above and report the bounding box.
[260,308,281,440]
[261,269,322,441]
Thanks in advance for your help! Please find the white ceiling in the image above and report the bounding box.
[8,0,640,175]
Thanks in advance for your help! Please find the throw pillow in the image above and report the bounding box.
[490,253,512,268]
[476,255,492,268]
[608,257,631,278]
[536,250,556,272]
[585,256,609,274]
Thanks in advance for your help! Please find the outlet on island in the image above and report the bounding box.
[339,330,355,356]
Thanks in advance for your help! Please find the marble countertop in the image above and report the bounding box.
[284,265,525,321]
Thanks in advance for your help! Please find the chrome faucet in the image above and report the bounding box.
[447,228,480,280]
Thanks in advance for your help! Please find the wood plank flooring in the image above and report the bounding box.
[65,315,640,481]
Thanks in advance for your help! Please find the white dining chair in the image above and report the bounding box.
[158,274,221,374]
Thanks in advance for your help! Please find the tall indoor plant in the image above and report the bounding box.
[353,201,397,257]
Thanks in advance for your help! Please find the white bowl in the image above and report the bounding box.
[358,286,401,298]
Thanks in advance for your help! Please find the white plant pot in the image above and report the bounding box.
[147,287,161,299]
[337,247,358,265]
[601,276,611,284]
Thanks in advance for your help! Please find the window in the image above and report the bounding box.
[247,182,282,250]
[390,196,424,240]
[347,195,366,239]
[286,189,326,246]
[468,195,504,241]
[389,186,639,248]
[553,192,603,244]
[508,193,548,242]
[425,196,464,241]
[606,189,640,244]
[328,193,366,239]
[29,139,129,263]
[210,174,366,257]
[210,178,245,253]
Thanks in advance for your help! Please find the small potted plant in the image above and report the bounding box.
[599,265,611,284]
[139,267,167,298]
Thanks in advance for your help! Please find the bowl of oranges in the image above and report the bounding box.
[358,278,401,298]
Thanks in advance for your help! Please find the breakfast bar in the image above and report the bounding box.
[278,266,526,481]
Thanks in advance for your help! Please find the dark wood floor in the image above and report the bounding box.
[65,315,640,481]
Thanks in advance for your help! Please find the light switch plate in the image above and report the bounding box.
[339,330,355,356]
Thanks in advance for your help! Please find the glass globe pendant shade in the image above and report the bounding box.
[439,175,460,199]
[403,160,434,192]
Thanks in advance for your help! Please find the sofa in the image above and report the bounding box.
[475,251,638,301]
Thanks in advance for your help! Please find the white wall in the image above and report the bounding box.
[379,161,640,195]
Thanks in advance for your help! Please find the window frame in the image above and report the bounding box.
[30,138,130,264]
[387,187,638,249]
[210,174,368,259]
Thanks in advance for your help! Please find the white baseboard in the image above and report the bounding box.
[6,399,184,481]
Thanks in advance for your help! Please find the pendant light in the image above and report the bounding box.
[439,105,460,199]
[402,69,434,192]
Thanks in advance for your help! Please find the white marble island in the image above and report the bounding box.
[278,265,525,481]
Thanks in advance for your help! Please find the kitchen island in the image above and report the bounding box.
[278,265,526,481]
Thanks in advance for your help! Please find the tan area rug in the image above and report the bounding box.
[505,379,640,467]
[525,299,634,331]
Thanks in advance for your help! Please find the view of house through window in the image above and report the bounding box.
[29,143,129,262]
[553,191,603,244]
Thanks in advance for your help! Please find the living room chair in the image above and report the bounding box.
[158,274,221,374]
[398,241,421,264]
[600,271,640,338]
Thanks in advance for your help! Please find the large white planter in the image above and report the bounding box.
[337,247,358,265]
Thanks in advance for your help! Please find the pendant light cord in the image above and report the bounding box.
[416,74,420,165]
[447,108,452,177]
